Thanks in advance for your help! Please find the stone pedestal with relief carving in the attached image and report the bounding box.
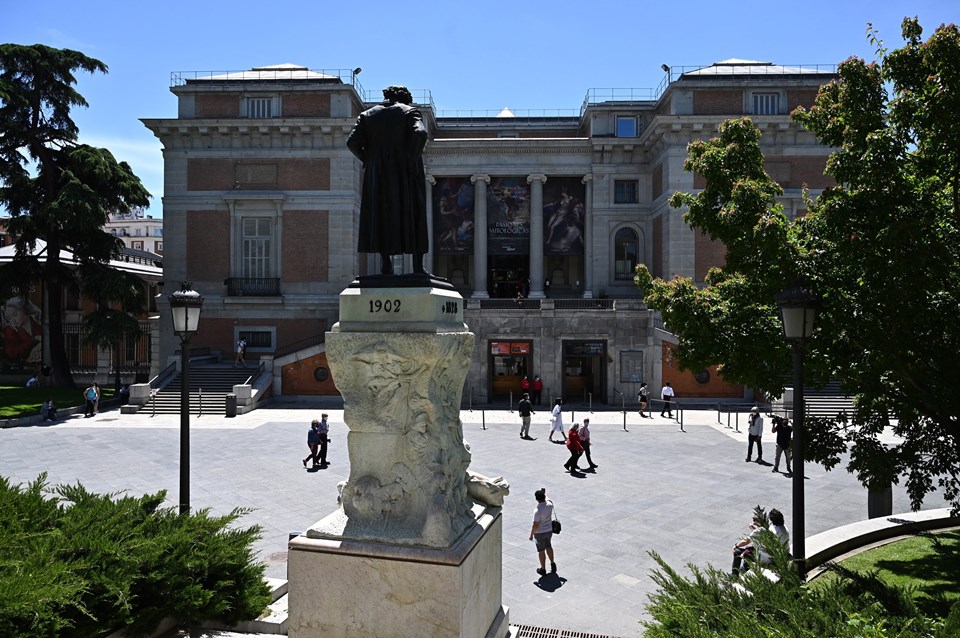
[287,274,510,638]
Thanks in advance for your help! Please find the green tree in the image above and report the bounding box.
[636,19,960,511]
[0,44,150,387]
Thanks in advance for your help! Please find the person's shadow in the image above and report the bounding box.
[534,573,567,592]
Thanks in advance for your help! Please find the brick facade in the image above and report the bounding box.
[661,342,742,399]
[187,158,331,191]
[196,94,240,118]
[282,93,331,117]
[186,210,230,279]
[282,210,329,282]
[281,351,340,396]
[694,230,726,282]
[693,89,743,115]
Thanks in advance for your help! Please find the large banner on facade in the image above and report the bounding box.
[432,176,474,255]
[487,177,530,255]
[1,296,42,372]
[543,177,585,256]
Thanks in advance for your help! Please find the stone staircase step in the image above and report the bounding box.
[198,578,288,635]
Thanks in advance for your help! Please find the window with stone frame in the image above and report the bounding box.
[244,95,279,118]
[614,227,639,280]
[242,217,274,278]
[616,115,638,137]
[614,180,639,204]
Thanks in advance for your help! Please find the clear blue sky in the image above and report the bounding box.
[2,0,956,218]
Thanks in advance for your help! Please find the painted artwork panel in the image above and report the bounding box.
[487,177,530,255]
[543,177,585,256]
[432,177,474,255]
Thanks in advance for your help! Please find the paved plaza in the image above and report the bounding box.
[0,401,949,637]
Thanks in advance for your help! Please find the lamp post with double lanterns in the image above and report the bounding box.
[776,282,819,580]
[168,282,204,515]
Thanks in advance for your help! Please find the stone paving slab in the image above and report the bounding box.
[0,403,949,638]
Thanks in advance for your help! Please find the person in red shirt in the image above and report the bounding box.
[531,375,543,405]
[564,423,585,473]
[520,376,530,396]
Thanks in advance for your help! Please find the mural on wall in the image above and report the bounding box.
[432,177,474,255]
[543,177,585,256]
[1,296,42,371]
[487,177,530,255]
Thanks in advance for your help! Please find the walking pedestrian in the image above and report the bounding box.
[746,406,764,463]
[548,398,566,442]
[531,375,543,405]
[302,420,320,468]
[771,415,793,473]
[638,382,651,418]
[528,488,558,576]
[234,337,247,368]
[580,418,598,469]
[518,393,534,439]
[317,413,331,468]
[83,382,98,417]
[564,423,585,473]
[660,381,675,418]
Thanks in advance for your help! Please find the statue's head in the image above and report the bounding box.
[383,85,413,105]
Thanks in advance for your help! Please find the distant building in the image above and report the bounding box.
[143,60,836,404]
[106,210,164,255]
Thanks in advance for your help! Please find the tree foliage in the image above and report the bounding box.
[636,19,960,510]
[0,44,149,386]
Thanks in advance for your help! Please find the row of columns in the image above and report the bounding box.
[425,173,594,299]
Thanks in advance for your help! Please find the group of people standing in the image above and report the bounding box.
[519,376,543,405]
[745,407,794,474]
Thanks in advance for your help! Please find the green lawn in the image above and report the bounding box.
[817,530,960,617]
[0,385,115,419]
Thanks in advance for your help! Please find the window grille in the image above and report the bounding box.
[753,93,780,115]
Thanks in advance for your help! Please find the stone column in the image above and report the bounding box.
[527,174,546,299]
[471,174,490,299]
[426,175,436,274]
[582,174,594,299]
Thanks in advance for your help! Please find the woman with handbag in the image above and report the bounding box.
[528,488,558,576]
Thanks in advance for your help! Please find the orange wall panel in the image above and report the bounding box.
[661,342,742,399]
[281,351,341,396]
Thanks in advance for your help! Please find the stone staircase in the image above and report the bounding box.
[774,380,856,420]
[138,364,257,416]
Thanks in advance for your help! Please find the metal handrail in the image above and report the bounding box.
[149,362,177,389]
[244,361,266,386]
[274,334,325,359]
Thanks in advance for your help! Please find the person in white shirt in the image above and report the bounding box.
[746,406,764,463]
[528,488,557,576]
[660,381,675,418]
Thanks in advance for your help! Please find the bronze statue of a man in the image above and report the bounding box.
[347,85,429,275]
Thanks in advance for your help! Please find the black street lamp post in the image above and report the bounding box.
[776,282,818,580]
[168,282,204,515]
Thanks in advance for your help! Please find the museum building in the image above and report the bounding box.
[142,60,836,405]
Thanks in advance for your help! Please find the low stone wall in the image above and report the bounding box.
[807,507,959,577]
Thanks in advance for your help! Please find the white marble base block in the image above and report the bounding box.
[287,507,509,638]
[287,283,509,638]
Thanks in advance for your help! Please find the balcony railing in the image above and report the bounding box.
[224,277,281,297]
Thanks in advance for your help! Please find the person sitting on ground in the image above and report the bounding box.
[42,398,57,421]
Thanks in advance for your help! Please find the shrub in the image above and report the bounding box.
[0,474,272,637]
[642,547,960,638]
